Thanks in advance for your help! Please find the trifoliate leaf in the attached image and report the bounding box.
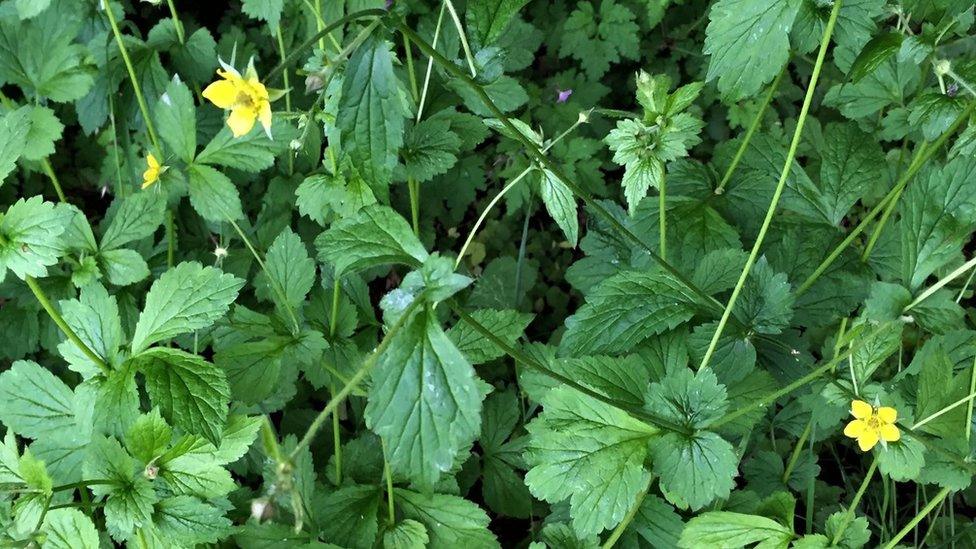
[366,307,483,487]
[525,386,657,537]
[136,347,231,446]
[704,0,800,101]
[560,271,701,355]
[131,261,244,353]
[315,205,429,277]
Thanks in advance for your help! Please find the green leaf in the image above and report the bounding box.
[315,205,428,277]
[157,436,236,498]
[384,519,430,549]
[365,309,484,488]
[0,360,76,439]
[125,408,173,464]
[21,105,63,161]
[241,0,284,30]
[704,0,800,100]
[876,433,925,481]
[645,367,729,430]
[560,271,701,355]
[255,227,315,317]
[449,309,533,365]
[539,169,579,246]
[559,0,639,78]
[195,122,286,172]
[152,496,233,545]
[825,510,870,549]
[136,347,231,445]
[907,91,967,141]
[733,257,795,335]
[154,76,196,163]
[41,508,99,549]
[100,192,166,251]
[58,283,123,376]
[816,122,886,226]
[186,163,245,222]
[338,34,406,194]
[0,3,93,102]
[525,386,657,537]
[0,106,31,184]
[83,435,157,540]
[792,0,884,55]
[394,489,501,549]
[480,390,532,518]
[466,0,530,45]
[848,32,904,82]
[99,248,150,286]
[214,414,262,464]
[91,364,139,439]
[551,354,651,409]
[633,494,685,548]
[652,430,737,511]
[0,196,71,280]
[131,261,244,353]
[900,156,976,289]
[320,485,381,548]
[678,511,792,548]
[916,346,968,439]
[401,117,461,182]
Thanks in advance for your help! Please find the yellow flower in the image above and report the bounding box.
[202,59,278,138]
[142,153,166,189]
[843,399,900,452]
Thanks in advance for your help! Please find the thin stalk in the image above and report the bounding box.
[797,101,976,296]
[882,487,951,549]
[164,0,185,44]
[225,217,301,334]
[265,8,387,82]
[698,0,842,370]
[25,276,110,375]
[275,26,294,175]
[408,177,420,235]
[443,0,477,77]
[715,66,786,194]
[166,209,175,268]
[288,294,426,462]
[52,479,117,493]
[103,2,162,153]
[403,32,419,102]
[416,3,446,120]
[967,353,976,443]
[41,159,67,203]
[382,438,396,523]
[659,173,667,261]
[602,477,651,548]
[831,456,878,545]
[861,144,929,259]
[911,388,976,431]
[782,420,812,485]
[328,279,342,484]
[904,254,976,311]
[398,22,726,316]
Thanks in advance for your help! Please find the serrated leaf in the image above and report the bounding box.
[0,106,31,184]
[401,117,461,182]
[186,163,245,222]
[315,205,428,277]
[0,360,76,439]
[131,261,243,353]
[256,227,315,317]
[41,508,99,549]
[384,519,429,549]
[0,196,71,280]
[525,386,657,537]
[136,347,230,445]
[100,192,166,251]
[365,309,484,488]
[848,32,904,82]
[678,511,792,548]
[395,489,501,549]
[539,168,579,246]
[320,485,381,548]
[154,76,196,162]
[152,496,233,545]
[652,430,737,511]
[466,0,530,46]
[241,0,284,30]
[22,105,63,161]
[195,122,286,172]
[448,309,533,364]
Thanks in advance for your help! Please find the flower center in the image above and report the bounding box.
[866,416,881,429]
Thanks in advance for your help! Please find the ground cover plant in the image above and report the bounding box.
[1,0,976,546]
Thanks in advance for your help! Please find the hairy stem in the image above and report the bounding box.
[698,0,842,370]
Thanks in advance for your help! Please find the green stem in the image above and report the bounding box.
[832,457,878,545]
[382,438,396,523]
[52,479,117,493]
[967,353,976,443]
[417,4,447,121]
[403,32,419,102]
[796,102,976,296]
[904,254,976,311]
[398,22,725,316]
[698,0,842,370]
[781,420,811,485]
[103,2,162,153]
[882,487,951,549]
[41,158,67,203]
[911,388,976,431]
[328,279,342,484]
[443,0,477,77]
[288,294,426,462]
[715,66,786,195]
[455,167,533,269]
[659,173,667,262]
[164,0,185,44]
[225,216,301,335]
[265,9,386,83]
[408,177,420,235]
[602,476,651,548]
[25,276,109,374]
[166,209,175,268]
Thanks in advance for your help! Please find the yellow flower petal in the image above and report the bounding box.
[203,78,239,109]
[880,423,900,442]
[147,153,160,169]
[258,101,272,137]
[877,406,897,424]
[851,400,873,419]
[857,429,880,452]
[227,107,256,137]
[843,419,866,438]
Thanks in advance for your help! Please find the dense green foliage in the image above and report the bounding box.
[1,0,976,547]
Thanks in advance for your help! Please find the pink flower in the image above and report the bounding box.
[556,89,573,103]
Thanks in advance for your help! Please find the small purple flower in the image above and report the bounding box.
[385,0,393,9]
[556,89,573,103]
